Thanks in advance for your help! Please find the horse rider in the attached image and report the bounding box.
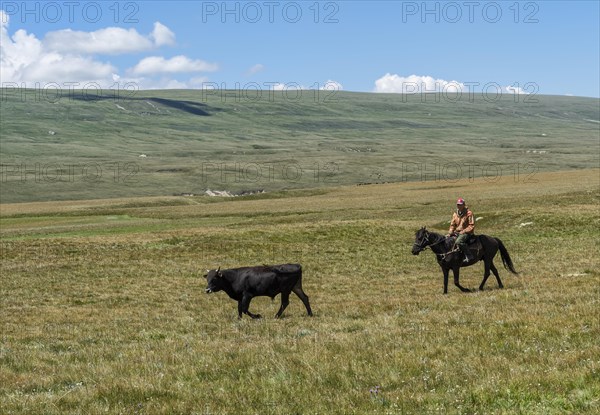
[447,198,475,262]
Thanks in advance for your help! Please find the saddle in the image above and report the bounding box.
[448,234,483,257]
[465,235,483,256]
[465,234,479,245]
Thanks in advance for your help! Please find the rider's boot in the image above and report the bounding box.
[463,251,474,263]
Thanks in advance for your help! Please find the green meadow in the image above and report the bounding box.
[1,89,598,202]
[1,169,599,414]
[1,88,599,413]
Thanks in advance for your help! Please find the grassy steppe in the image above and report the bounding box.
[1,169,599,414]
[1,89,599,203]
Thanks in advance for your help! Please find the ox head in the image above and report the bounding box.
[204,267,223,294]
[412,227,430,255]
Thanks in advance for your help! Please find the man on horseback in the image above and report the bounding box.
[447,198,475,263]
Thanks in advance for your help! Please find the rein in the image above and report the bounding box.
[425,237,447,249]
[436,246,460,259]
[428,238,460,259]
[416,233,459,259]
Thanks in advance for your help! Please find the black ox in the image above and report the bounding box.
[204,264,313,319]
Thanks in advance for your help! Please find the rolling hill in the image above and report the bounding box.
[0,88,598,203]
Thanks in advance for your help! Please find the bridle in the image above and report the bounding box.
[412,233,428,252]
[413,231,434,252]
[413,230,451,254]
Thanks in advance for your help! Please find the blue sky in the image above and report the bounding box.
[1,1,599,97]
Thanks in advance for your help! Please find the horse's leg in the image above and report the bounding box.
[479,257,492,291]
[453,267,471,293]
[442,267,450,294]
[490,263,504,289]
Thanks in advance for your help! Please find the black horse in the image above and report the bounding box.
[412,227,518,294]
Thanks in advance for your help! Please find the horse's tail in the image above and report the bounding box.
[495,238,518,275]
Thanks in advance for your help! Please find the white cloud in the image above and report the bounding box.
[321,80,343,90]
[44,28,150,55]
[1,18,43,80]
[43,21,175,55]
[189,76,210,88]
[269,82,305,91]
[20,52,116,82]
[260,81,342,92]
[130,55,218,75]
[270,83,287,91]
[151,78,188,89]
[150,22,176,47]
[0,12,215,89]
[504,85,528,94]
[246,63,265,75]
[0,10,8,26]
[374,73,465,94]
[123,76,211,90]
[1,12,115,85]
[375,74,536,96]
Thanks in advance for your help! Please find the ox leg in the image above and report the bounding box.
[292,285,313,316]
[490,263,504,289]
[242,293,261,319]
[237,301,243,319]
[275,292,290,318]
[453,267,471,293]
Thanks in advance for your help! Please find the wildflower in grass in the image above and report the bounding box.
[369,385,381,397]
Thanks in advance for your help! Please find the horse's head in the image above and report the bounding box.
[412,227,431,255]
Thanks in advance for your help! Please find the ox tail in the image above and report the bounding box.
[293,264,303,282]
[495,238,518,275]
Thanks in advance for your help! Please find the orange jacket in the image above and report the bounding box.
[449,208,475,234]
